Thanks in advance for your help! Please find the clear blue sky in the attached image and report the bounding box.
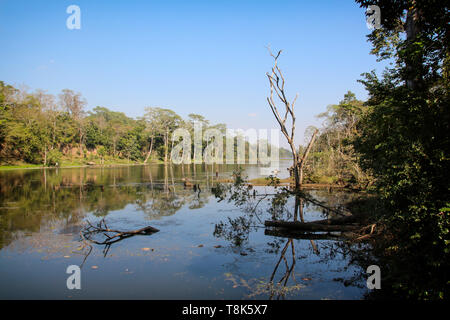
[0,0,387,146]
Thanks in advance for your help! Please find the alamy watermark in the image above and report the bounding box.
[170,126,282,175]
[366,265,381,289]
[366,5,381,30]
[66,265,81,290]
[64,5,380,31]
[66,5,81,30]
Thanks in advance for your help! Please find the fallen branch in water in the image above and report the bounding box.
[81,218,159,246]
[265,219,380,242]
[264,228,350,240]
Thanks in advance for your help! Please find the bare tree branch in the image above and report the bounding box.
[266,48,318,189]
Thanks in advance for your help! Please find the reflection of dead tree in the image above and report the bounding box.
[265,195,352,241]
[265,190,374,238]
[80,218,159,257]
[295,196,319,255]
[268,238,297,300]
[284,187,349,217]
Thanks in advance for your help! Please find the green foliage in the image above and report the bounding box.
[46,149,62,166]
[118,131,141,161]
[97,145,106,158]
[231,167,246,186]
[354,0,449,299]
[0,84,225,166]
[304,91,372,187]
[266,175,280,187]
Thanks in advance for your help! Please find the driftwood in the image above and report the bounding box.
[264,229,349,240]
[79,219,159,259]
[264,220,360,232]
[82,219,159,246]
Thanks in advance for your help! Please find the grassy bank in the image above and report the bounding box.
[0,158,164,171]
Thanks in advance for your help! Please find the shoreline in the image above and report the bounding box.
[0,159,294,172]
[0,161,162,171]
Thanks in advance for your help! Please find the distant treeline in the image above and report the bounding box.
[0,82,291,166]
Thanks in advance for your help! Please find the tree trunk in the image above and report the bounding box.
[265,229,349,240]
[291,149,300,188]
[405,4,422,90]
[79,127,83,159]
[297,129,319,187]
[164,131,169,163]
[144,136,154,163]
[170,137,174,162]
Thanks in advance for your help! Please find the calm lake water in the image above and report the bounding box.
[0,162,368,299]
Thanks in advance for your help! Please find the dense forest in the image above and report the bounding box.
[0,83,291,167]
[301,91,372,187]
[305,0,449,299]
[0,0,448,300]
[261,0,448,299]
[0,83,217,165]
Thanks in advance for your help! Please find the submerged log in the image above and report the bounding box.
[264,229,350,240]
[264,220,360,232]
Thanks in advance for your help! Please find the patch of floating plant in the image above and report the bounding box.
[6,230,79,258]
[224,272,305,299]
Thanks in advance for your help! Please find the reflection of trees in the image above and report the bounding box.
[136,190,185,218]
[212,172,367,299]
[214,216,254,247]
[0,164,214,249]
[135,164,211,218]
[211,176,300,298]
[212,172,294,248]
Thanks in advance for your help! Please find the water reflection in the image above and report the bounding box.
[211,170,364,299]
[0,164,224,249]
[0,162,368,299]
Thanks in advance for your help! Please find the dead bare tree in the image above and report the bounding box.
[266,48,318,189]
